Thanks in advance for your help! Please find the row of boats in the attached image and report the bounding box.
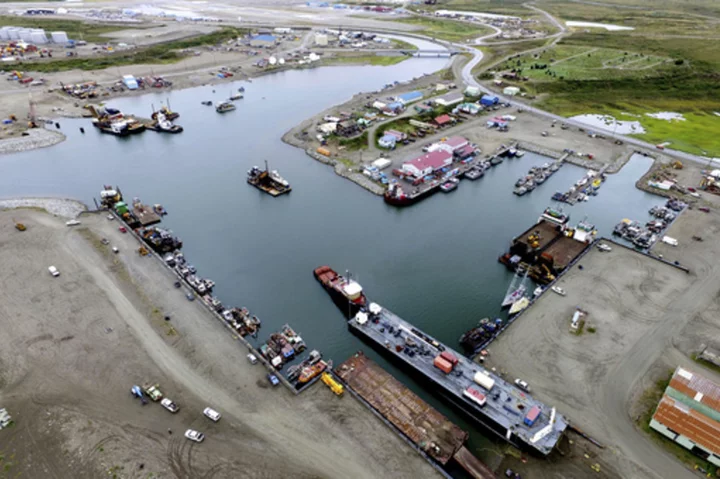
[202,87,245,113]
[513,160,563,196]
[91,105,183,136]
[613,199,686,250]
[551,169,605,204]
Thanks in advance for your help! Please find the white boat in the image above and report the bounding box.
[551,286,566,296]
[509,297,530,314]
[533,286,543,298]
[576,177,588,187]
[502,285,526,308]
[215,101,236,113]
[230,93,244,100]
[516,150,525,158]
[269,170,290,188]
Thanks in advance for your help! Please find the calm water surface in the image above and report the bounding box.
[1,50,661,461]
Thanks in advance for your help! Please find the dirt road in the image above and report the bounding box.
[0,208,441,478]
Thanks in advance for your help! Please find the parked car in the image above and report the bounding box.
[48,265,60,277]
[203,407,221,422]
[65,219,81,226]
[267,374,280,387]
[505,469,521,479]
[247,353,258,365]
[118,226,127,233]
[184,429,205,443]
[161,398,179,413]
[514,379,531,393]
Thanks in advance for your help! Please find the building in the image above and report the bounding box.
[433,114,454,128]
[650,366,720,466]
[384,129,407,141]
[503,86,520,96]
[314,33,328,46]
[464,86,481,97]
[480,94,499,106]
[457,102,482,115]
[336,120,360,137]
[402,150,453,178]
[122,75,138,90]
[250,34,277,48]
[433,92,464,107]
[395,91,424,105]
[50,31,68,44]
[386,102,404,114]
[378,134,397,149]
[428,136,468,155]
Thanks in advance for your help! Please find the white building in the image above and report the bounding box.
[51,31,69,44]
[314,33,328,46]
[504,86,520,96]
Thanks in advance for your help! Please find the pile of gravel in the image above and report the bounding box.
[0,197,87,218]
[0,129,65,155]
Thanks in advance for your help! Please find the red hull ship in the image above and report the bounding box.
[313,266,367,317]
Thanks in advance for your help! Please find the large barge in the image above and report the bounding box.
[247,161,291,197]
[498,207,594,284]
[347,303,568,456]
[336,351,495,478]
[314,266,366,317]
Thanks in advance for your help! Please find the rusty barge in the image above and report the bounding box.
[336,351,495,478]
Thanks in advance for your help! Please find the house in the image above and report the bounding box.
[457,102,482,115]
[433,114,454,128]
[336,120,360,137]
[650,367,720,467]
[433,92,464,107]
[395,91,424,105]
[429,136,469,155]
[378,134,397,149]
[384,129,407,141]
[464,86,481,97]
[480,94,499,106]
[402,150,453,178]
[455,144,476,160]
[250,34,277,48]
[414,104,433,114]
[372,100,387,111]
[317,122,337,135]
[386,102,405,113]
[503,86,520,96]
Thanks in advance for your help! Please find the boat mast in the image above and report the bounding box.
[265,159,269,173]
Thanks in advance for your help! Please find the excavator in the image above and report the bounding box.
[527,231,541,249]
[13,219,26,231]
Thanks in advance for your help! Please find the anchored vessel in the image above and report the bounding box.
[247,161,292,197]
[347,302,568,455]
[314,266,367,317]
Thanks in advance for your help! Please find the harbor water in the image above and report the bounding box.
[0,49,662,462]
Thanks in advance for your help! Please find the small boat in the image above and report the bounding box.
[597,243,612,252]
[153,204,168,216]
[502,285,526,308]
[230,93,244,101]
[525,180,536,192]
[552,192,564,201]
[515,150,525,158]
[490,156,503,166]
[509,297,530,315]
[465,167,484,180]
[238,86,245,92]
[513,186,528,196]
[592,178,602,188]
[551,286,566,296]
[535,173,546,184]
[576,177,588,187]
[440,178,459,193]
[533,286,543,298]
[515,177,526,187]
[298,360,328,384]
[550,162,560,172]
[507,148,517,157]
[215,101,236,113]
[201,101,212,106]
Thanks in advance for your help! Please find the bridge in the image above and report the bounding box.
[400,49,461,57]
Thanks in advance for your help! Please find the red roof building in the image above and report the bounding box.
[402,150,453,178]
[444,136,469,151]
[433,114,453,127]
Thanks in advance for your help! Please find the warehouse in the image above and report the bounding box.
[650,366,720,467]
[395,91,423,105]
[432,92,464,107]
[250,34,277,48]
[401,150,453,178]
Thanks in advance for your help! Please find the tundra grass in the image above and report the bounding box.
[327,54,409,66]
[390,16,494,42]
[0,15,145,43]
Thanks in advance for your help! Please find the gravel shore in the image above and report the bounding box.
[0,197,87,218]
[0,128,66,155]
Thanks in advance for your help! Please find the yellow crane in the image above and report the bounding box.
[321,372,344,397]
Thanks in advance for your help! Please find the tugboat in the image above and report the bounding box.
[215,100,236,113]
[247,161,292,197]
[151,104,179,121]
[314,266,367,317]
[298,360,328,384]
[150,112,183,133]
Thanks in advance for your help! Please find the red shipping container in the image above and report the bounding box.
[433,356,453,374]
[440,351,458,366]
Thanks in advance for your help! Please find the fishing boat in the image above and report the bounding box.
[551,286,566,296]
[515,150,525,158]
[513,186,527,196]
[440,178,459,193]
[490,156,503,166]
[215,100,236,113]
[151,112,183,133]
[151,104,179,121]
[525,180,536,192]
[540,206,569,226]
[98,121,130,137]
[314,266,367,317]
[550,162,560,172]
[247,161,292,196]
[464,167,484,180]
[298,360,328,384]
[509,297,530,315]
[230,93,244,101]
[515,177,527,187]
[535,172,546,184]
[502,285,526,308]
[153,204,167,216]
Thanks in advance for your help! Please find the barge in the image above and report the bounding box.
[336,351,495,477]
[314,266,366,318]
[347,303,568,456]
[247,161,292,197]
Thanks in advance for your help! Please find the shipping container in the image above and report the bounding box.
[463,386,486,407]
[473,371,495,391]
[316,147,331,157]
[441,350,459,366]
[433,356,453,374]
[524,405,541,427]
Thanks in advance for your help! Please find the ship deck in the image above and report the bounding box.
[543,236,591,270]
[131,204,162,227]
[348,305,568,455]
[512,219,563,253]
[335,351,468,466]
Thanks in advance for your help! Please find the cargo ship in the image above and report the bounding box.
[247,161,292,197]
[347,302,568,456]
[314,266,367,317]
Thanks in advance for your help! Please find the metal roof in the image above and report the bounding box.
[670,367,720,412]
[654,395,720,455]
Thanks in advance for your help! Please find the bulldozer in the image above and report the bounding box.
[14,220,26,231]
[671,160,683,170]
[528,231,541,249]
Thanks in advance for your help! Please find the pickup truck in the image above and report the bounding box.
[143,383,163,401]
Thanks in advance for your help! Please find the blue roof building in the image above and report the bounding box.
[378,134,397,149]
[395,91,424,105]
[250,34,277,46]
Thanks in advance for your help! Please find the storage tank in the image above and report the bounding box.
[51,31,69,44]
[473,370,495,391]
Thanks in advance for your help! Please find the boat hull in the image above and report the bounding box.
[314,268,366,318]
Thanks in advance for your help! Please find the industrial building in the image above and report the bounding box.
[432,92,464,107]
[249,34,277,48]
[650,367,720,467]
[395,90,423,105]
[401,150,453,178]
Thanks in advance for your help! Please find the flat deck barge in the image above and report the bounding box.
[348,304,568,456]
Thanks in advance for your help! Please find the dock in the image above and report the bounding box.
[348,305,568,455]
[130,201,162,227]
[336,352,495,478]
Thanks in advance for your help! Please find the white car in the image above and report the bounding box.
[247,353,258,365]
[106,214,114,221]
[112,246,119,254]
[65,219,81,226]
[203,407,221,422]
[514,379,531,393]
[48,265,60,277]
[161,398,179,413]
[184,429,204,443]
[597,243,612,252]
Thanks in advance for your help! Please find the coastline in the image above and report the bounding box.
[0,197,87,218]
[0,128,66,156]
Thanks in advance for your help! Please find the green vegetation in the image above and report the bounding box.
[390,16,494,42]
[473,38,551,73]
[0,15,145,43]
[391,38,418,51]
[328,54,408,67]
[19,28,247,73]
[338,131,368,151]
[587,326,596,333]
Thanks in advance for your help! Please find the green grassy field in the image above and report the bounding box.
[0,15,146,43]
[390,16,495,42]
[19,28,247,73]
[327,54,408,67]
